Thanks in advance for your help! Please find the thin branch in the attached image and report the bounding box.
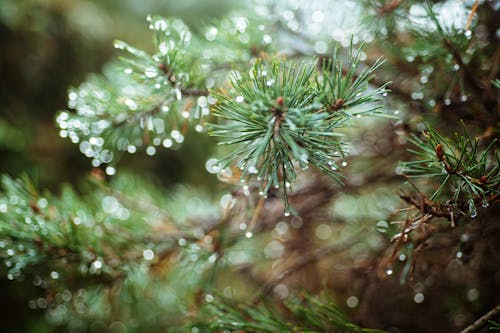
[465,0,479,31]
[460,304,500,333]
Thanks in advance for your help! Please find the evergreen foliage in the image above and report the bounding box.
[1,0,499,332]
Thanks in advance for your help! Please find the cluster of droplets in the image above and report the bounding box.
[408,1,472,32]
[57,15,217,169]
[254,0,373,54]
[58,61,213,168]
[201,14,274,63]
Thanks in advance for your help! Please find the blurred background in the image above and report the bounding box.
[0,0,240,189]
[0,1,238,331]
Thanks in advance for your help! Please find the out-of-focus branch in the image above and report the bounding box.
[460,304,500,333]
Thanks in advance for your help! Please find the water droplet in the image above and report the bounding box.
[92,260,102,269]
[145,67,158,78]
[247,166,258,174]
[162,139,173,148]
[414,293,424,303]
[175,89,182,100]
[385,267,393,276]
[143,249,154,261]
[376,221,389,233]
[315,224,332,240]
[406,55,415,63]
[346,296,359,308]
[464,30,472,38]
[113,40,126,49]
[481,197,489,208]
[154,19,168,31]
[220,193,235,209]
[205,158,220,174]
[146,146,156,156]
[452,64,460,71]
[468,198,477,219]
[273,284,289,299]
[204,294,214,302]
[341,161,348,167]
[466,288,479,302]
[444,98,451,106]
[127,145,137,153]
[0,203,7,213]
[125,98,138,110]
[50,271,59,279]
[456,251,463,258]
[245,231,253,238]
[235,96,244,103]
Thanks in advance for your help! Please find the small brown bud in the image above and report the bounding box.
[250,45,259,56]
[479,175,488,184]
[158,63,168,74]
[330,98,344,112]
[276,96,284,106]
[90,168,105,181]
[29,201,41,215]
[435,143,444,161]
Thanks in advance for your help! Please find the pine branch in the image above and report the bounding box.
[210,41,388,213]
[193,293,386,333]
[400,123,499,211]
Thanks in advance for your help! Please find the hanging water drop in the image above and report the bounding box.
[113,40,126,49]
[468,198,477,219]
[385,267,393,276]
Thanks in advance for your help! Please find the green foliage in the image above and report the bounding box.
[401,124,499,215]
[490,320,500,330]
[0,174,221,331]
[407,3,472,63]
[2,1,499,332]
[194,294,385,333]
[493,79,500,90]
[317,42,388,113]
[210,42,387,212]
[57,16,210,169]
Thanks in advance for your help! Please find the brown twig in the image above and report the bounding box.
[465,0,479,31]
[460,304,500,333]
